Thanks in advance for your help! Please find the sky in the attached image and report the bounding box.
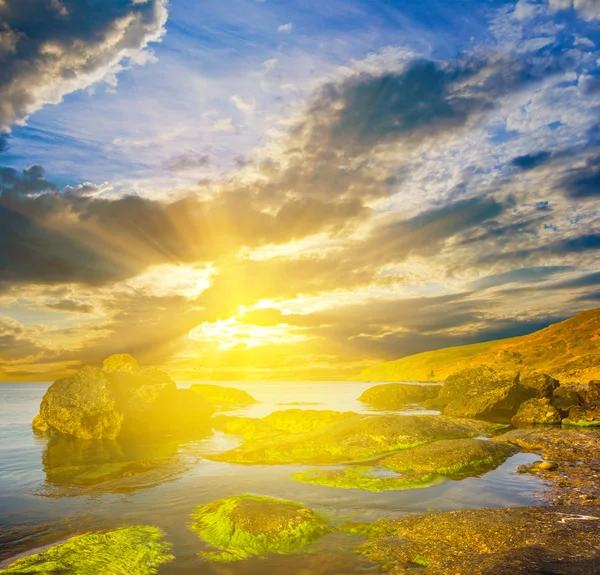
[1,0,600,381]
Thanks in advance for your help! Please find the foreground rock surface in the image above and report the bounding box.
[190,384,257,407]
[511,397,562,425]
[0,526,173,574]
[209,414,498,465]
[350,506,600,574]
[292,438,515,491]
[33,355,214,440]
[358,384,440,410]
[191,494,330,562]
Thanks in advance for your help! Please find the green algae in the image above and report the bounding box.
[0,526,173,574]
[190,494,331,562]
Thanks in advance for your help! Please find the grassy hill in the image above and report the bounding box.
[357,309,600,384]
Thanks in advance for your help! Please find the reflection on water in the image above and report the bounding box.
[0,381,549,573]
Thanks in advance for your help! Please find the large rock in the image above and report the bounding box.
[190,383,257,407]
[358,383,440,410]
[208,414,498,465]
[190,494,330,562]
[350,506,600,574]
[511,398,562,425]
[33,355,214,440]
[562,405,600,427]
[553,385,583,410]
[437,366,535,421]
[519,372,560,399]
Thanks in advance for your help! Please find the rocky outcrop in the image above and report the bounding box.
[511,398,562,425]
[190,494,330,562]
[189,384,256,407]
[552,385,583,410]
[32,355,214,440]
[436,366,535,421]
[208,414,498,465]
[519,372,560,398]
[358,383,440,409]
[562,405,600,427]
[349,506,600,574]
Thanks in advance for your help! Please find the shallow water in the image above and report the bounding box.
[0,381,546,573]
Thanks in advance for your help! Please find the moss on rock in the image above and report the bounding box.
[190,384,257,407]
[358,384,440,410]
[0,526,173,574]
[191,494,330,562]
[562,405,600,427]
[511,398,562,425]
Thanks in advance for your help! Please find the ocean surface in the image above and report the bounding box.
[0,381,546,573]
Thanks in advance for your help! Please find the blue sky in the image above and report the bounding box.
[1,0,600,380]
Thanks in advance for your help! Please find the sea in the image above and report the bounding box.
[0,381,546,573]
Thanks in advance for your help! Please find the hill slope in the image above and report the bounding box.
[357,309,600,384]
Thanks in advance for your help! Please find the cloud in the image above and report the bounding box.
[46,300,94,314]
[164,152,210,173]
[278,23,293,32]
[511,151,552,170]
[559,155,600,199]
[0,0,168,132]
[548,0,600,20]
[230,94,256,114]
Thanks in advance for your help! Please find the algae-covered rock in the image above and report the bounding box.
[32,355,214,440]
[213,410,356,441]
[552,385,583,410]
[209,414,498,465]
[358,383,440,410]
[293,438,515,492]
[519,372,560,399]
[511,398,562,425]
[0,526,173,574]
[191,494,330,562]
[350,506,600,574]
[562,405,600,427]
[190,384,257,407]
[440,366,535,421]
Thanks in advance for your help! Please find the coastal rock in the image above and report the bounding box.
[562,405,600,427]
[0,526,173,574]
[32,355,214,440]
[358,383,440,410]
[511,398,562,425]
[581,380,600,404]
[190,494,330,562]
[208,414,498,465]
[519,372,560,399]
[292,438,515,492]
[350,506,600,574]
[190,384,257,407]
[553,385,583,410]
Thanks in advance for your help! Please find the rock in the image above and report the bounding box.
[32,355,214,440]
[537,461,558,471]
[292,438,515,492]
[213,409,356,441]
[511,398,562,425]
[519,372,560,399]
[208,414,499,465]
[190,494,330,561]
[562,405,600,427]
[552,385,583,410]
[350,506,600,574]
[190,384,257,407]
[436,366,535,421]
[0,526,173,574]
[358,383,440,409]
[582,380,600,404]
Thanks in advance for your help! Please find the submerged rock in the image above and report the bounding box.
[212,409,356,441]
[190,384,257,407]
[438,366,535,421]
[0,526,173,574]
[292,438,515,492]
[511,398,562,425]
[358,383,440,410]
[33,355,214,440]
[350,506,600,574]
[208,414,498,465]
[191,494,330,562]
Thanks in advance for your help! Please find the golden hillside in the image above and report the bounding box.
[357,309,600,384]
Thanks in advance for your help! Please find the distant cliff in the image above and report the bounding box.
[357,309,600,384]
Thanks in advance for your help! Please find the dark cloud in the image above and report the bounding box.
[467,266,571,291]
[165,152,210,173]
[45,300,94,314]
[0,0,168,131]
[559,155,600,199]
[511,151,552,170]
[0,134,8,152]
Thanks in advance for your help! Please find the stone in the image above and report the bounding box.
[190,384,257,407]
[552,385,583,410]
[358,383,440,410]
[511,398,562,425]
[562,405,600,427]
[519,372,560,399]
[190,494,330,562]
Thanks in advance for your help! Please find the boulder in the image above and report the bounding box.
[511,398,562,425]
[190,383,257,407]
[208,414,498,465]
[33,355,214,440]
[358,383,440,409]
[581,380,600,404]
[434,366,535,421]
[562,405,600,427]
[519,372,560,399]
[552,385,583,410]
[190,494,330,562]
